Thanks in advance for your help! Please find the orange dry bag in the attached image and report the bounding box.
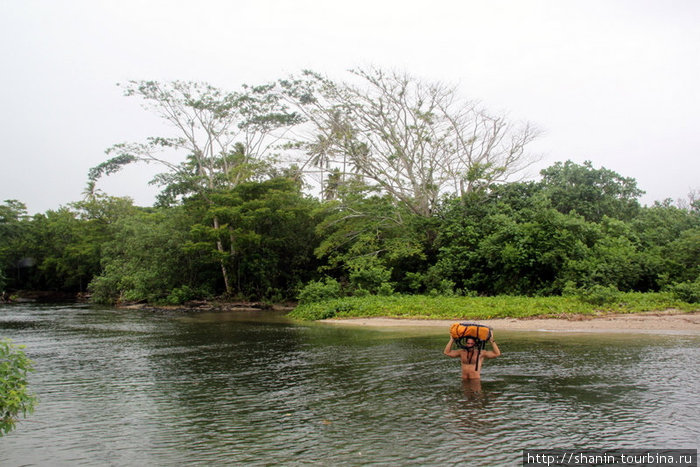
[450,322,492,342]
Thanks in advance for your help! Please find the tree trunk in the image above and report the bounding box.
[212,216,232,295]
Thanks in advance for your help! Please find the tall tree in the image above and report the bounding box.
[434,185,600,295]
[0,200,30,292]
[89,81,301,294]
[185,178,321,299]
[540,160,643,222]
[311,178,427,294]
[88,207,196,304]
[279,68,540,217]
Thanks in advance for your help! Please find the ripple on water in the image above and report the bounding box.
[1,305,698,465]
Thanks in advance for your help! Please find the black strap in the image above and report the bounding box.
[455,323,492,370]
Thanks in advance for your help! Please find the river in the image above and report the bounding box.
[1,303,698,465]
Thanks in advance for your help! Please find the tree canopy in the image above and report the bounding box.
[2,70,698,305]
[279,68,540,217]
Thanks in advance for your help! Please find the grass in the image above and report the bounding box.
[287,292,699,321]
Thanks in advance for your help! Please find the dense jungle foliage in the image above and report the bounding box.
[1,73,699,305]
[1,161,698,305]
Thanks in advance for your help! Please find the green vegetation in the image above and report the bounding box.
[288,293,698,321]
[1,70,698,308]
[670,279,700,304]
[0,339,37,436]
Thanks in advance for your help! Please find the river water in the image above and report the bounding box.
[0,303,698,465]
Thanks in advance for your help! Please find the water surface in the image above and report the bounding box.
[1,304,698,465]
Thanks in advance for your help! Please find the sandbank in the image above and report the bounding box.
[320,310,700,335]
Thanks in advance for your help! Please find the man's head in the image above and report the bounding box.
[464,337,476,348]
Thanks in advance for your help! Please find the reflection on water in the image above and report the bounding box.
[1,304,698,465]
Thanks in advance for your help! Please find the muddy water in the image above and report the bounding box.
[1,304,698,465]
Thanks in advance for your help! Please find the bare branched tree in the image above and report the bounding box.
[280,68,541,217]
[677,188,700,212]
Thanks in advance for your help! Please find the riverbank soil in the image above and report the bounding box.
[321,310,700,335]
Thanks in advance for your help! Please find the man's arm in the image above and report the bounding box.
[482,334,501,359]
[443,337,461,358]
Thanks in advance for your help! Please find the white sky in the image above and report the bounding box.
[1,0,698,214]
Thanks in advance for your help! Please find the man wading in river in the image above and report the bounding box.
[443,334,501,379]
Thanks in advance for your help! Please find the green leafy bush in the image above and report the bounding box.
[164,285,209,305]
[288,292,697,321]
[671,280,700,303]
[574,284,622,305]
[87,273,120,304]
[348,261,392,294]
[297,277,342,304]
[1,339,37,436]
[376,282,395,296]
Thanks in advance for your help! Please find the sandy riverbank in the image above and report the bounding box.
[320,310,700,335]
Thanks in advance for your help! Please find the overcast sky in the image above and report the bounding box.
[1,0,698,214]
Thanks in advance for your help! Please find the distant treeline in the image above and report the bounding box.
[1,160,698,304]
[2,72,699,304]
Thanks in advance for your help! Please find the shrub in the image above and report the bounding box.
[0,339,37,436]
[297,277,342,304]
[88,273,121,305]
[404,272,424,293]
[671,279,700,303]
[164,285,206,305]
[348,263,392,294]
[376,282,395,296]
[437,279,456,295]
[353,287,371,297]
[576,284,622,305]
[288,292,698,321]
[405,270,456,295]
